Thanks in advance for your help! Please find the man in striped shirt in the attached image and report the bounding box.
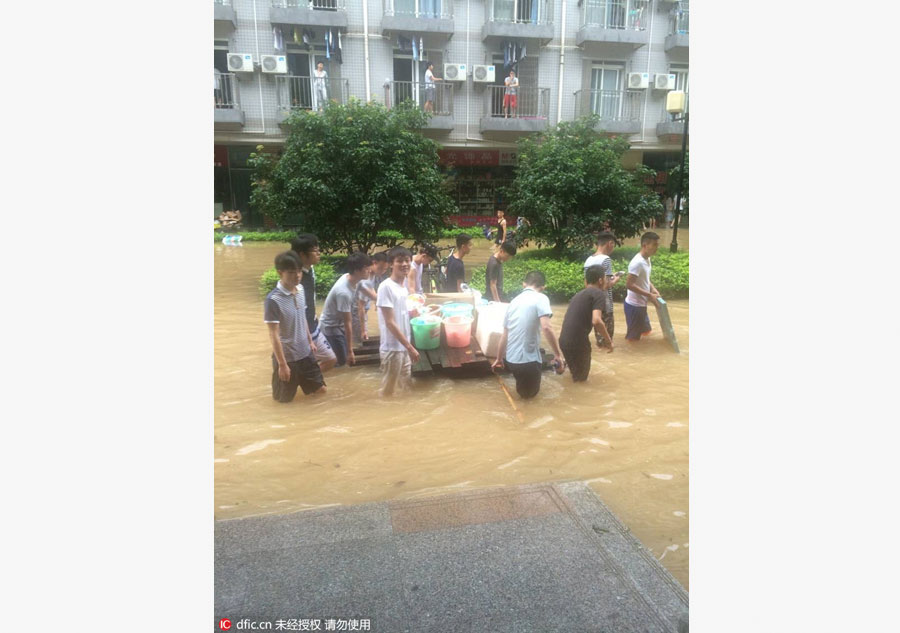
[264,251,327,402]
[583,231,623,348]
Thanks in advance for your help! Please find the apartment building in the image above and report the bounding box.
[214,0,689,226]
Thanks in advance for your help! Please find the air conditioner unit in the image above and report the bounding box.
[443,63,467,82]
[228,53,254,73]
[654,73,677,90]
[473,64,495,83]
[627,72,649,89]
[260,54,287,74]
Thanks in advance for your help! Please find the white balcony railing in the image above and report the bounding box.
[271,0,345,9]
[574,89,644,122]
[383,0,451,19]
[276,75,350,111]
[581,0,649,30]
[214,72,240,109]
[484,85,550,119]
[388,81,453,116]
[487,0,553,25]
[669,1,689,34]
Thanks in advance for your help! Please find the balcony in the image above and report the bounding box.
[274,75,350,125]
[576,0,649,49]
[387,81,455,133]
[382,0,454,41]
[270,0,348,30]
[214,0,236,38]
[655,93,688,142]
[480,85,550,139]
[574,89,644,135]
[214,73,245,130]
[664,2,689,54]
[483,0,555,46]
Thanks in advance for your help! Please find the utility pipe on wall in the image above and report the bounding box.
[363,0,371,99]
[640,0,655,143]
[556,0,567,125]
[252,0,266,134]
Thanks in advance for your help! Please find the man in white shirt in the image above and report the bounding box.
[313,61,328,111]
[583,231,622,347]
[491,270,565,399]
[407,243,438,295]
[624,232,661,342]
[503,70,519,119]
[424,62,442,113]
[377,246,420,396]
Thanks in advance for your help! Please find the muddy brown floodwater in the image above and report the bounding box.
[215,236,689,589]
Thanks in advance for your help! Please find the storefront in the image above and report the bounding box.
[438,148,519,228]
[214,144,265,228]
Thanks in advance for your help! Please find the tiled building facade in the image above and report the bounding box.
[214,0,689,226]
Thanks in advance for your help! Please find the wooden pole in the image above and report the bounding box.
[495,372,525,423]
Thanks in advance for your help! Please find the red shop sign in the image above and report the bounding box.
[439,149,500,166]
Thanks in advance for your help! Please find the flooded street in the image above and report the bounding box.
[215,238,689,589]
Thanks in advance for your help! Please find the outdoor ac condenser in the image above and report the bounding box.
[627,72,649,89]
[443,63,467,81]
[228,53,254,73]
[473,65,495,83]
[260,54,287,74]
[654,73,677,90]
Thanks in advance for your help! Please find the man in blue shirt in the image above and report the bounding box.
[491,271,566,399]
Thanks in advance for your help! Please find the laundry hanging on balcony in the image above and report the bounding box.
[397,35,424,61]
[324,28,342,63]
[501,41,526,71]
[273,26,284,52]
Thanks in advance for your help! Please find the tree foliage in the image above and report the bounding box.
[248,99,456,254]
[506,116,662,252]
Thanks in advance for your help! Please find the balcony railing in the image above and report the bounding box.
[669,1,689,34]
[275,75,350,111]
[484,85,549,119]
[383,0,451,19]
[388,81,453,116]
[581,0,649,30]
[271,0,345,9]
[574,89,644,122]
[487,0,553,24]
[214,72,240,109]
[214,0,230,5]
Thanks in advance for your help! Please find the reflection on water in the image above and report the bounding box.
[215,239,689,589]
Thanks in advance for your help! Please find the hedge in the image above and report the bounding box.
[218,227,486,245]
[469,249,688,303]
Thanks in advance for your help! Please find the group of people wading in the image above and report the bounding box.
[263,229,664,402]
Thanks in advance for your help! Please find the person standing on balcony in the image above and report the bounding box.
[313,61,328,111]
[504,70,519,118]
[214,67,223,107]
[424,62,442,113]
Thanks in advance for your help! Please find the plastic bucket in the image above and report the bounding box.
[442,302,475,319]
[443,315,474,348]
[410,315,442,350]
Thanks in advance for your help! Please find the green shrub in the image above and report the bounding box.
[215,230,296,242]
[469,251,688,302]
[258,258,339,300]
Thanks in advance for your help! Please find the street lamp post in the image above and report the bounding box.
[670,111,688,253]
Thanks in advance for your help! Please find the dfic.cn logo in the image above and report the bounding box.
[219,618,232,630]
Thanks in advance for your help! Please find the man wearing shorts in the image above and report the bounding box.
[291,233,338,372]
[264,252,327,402]
[624,232,662,341]
[319,252,372,367]
[503,70,518,119]
[377,246,420,397]
[559,265,613,382]
[491,271,566,399]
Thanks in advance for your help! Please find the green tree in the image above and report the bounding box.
[507,116,662,253]
[248,99,456,254]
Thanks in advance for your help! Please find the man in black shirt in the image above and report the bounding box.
[558,265,613,382]
[485,241,517,302]
[290,233,338,373]
[443,233,472,292]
